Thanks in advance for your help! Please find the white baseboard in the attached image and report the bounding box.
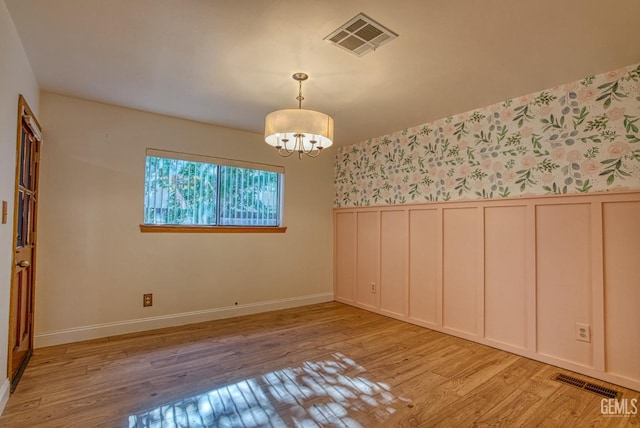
[0,378,10,417]
[35,293,334,348]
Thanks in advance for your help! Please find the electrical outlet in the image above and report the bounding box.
[575,323,590,342]
[143,293,153,307]
[370,282,376,293]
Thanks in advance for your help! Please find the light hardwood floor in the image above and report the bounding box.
[1,302,638,427]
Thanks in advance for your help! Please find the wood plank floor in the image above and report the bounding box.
[1,302,638,427]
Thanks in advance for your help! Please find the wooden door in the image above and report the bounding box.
[9,95,41,391]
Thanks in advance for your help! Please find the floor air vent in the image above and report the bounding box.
[553,373,620,399]
[324,13,398,57]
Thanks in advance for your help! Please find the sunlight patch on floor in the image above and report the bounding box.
[128,352,408,427]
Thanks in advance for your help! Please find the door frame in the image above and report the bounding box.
[7,94,42,391]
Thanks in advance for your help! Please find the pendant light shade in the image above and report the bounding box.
[264,109,334,151]
[264,73,334,158]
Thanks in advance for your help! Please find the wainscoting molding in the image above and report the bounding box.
[334,190,640,392]
[34,293,334,348]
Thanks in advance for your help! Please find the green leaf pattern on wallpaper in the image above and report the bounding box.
[334,63,640,207]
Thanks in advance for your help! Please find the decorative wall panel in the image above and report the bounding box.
[334,212,356,302]
[380,211,408,317]
[356,212,379,309]
[334,191,640,392]
[484,206,528,349]
[408,209,439,325]
[536,204,593,367]
[603,201,640,382]
[442,208,478,336]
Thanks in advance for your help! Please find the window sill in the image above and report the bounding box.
[139,225,287,234]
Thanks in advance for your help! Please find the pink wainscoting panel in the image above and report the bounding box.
[408,209,439,325]
[536,204,593,367]
[380,211,408,317]
[356,211,379,309]
[484,206,528,349]
[334,191,640,391]
[603,201,640,382]
[334,212,356,302]
[442,207,478,336]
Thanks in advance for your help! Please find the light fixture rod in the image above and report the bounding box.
[292,73,308,109]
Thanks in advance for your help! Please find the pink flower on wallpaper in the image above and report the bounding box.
[443,124,455,136]
[400,182,410,193]
[607,107,626,121]
[608,141,631,157]
[481,158,492,169]
[459,165,471,176]
[493,161,504,172]
[518,94,532,104]
[474,180,484,190]
[429,168,438,177]
[500,109,514,120]
[566,150,581,162]
[520,127,533,139]
[542,173,555,184]
[437,170,446,179]
[411,172,422,182]
[503,170,516,182]
[581,160,600,175]
[459,140,469,151]
[445,177,456,188]
[606,69,625,81]
[578,87,597,102]
[521,155,537,169]
[551,148,566,161]
[375,178,384,188]
[539,105,553,116]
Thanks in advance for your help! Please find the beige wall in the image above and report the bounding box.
[0,0,40,410]
[35,93,334,346]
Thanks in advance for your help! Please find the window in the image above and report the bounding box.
[142,149,284,230]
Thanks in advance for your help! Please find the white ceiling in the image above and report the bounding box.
[6,0,640,147]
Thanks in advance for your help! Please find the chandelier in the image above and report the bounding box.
[264,73,334,159]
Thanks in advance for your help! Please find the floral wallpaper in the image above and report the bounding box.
[334,63,640,207]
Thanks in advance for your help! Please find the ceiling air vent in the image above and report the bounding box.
[324,13,398,57]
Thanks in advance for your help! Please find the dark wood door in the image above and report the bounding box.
[9,95,41,391]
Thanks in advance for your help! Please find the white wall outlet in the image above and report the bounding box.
[370,282,376,293]
[575,323,591,342]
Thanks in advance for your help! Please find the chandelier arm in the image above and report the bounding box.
[277,147,295,157]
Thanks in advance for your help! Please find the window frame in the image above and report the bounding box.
[140,149,286,234]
